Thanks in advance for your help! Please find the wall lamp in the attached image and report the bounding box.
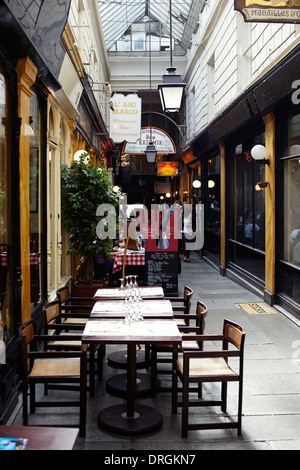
[251,144,270,165]
[192,179,201,189]
[251,145,269,188]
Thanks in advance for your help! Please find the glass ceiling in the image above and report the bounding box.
[97,0,203,52]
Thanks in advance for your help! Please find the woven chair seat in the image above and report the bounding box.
[64,318,89,324]
[29,358,81,377]
[181,340,199,349]
[175,318,186,325]
[50,339,82,347]
[176,357,237,378]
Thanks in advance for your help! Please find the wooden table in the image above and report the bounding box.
[91,299,173,396]
[0,425,79,450]
[93,286,164,300]
[82,319,181,435]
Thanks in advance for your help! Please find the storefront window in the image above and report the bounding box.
[0,67,12,342]
[29,92,41,309]
[229,134,265,284]
[204,155,220,259]
[230,138,265,252]
[284,114,300,267]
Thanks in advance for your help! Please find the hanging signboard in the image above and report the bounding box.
[123,127,176,155]
[234,1,300,23]
[110,93,141,143]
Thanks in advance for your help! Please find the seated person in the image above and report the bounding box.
[112,238,125,251]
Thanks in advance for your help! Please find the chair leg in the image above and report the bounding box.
[221,381,227,412]
[89,345,95,397]
[181,379,189,438]
[80,355,87,438]
[237,380,243,435]
[30,383,35,414]
[22,385,28,426]
[171,368,178,414]
[97,346,104,382]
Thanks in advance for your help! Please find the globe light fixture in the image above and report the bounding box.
[192,179,201,189]
[251,144,270,165]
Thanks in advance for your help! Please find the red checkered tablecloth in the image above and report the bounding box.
[0,253,38,266]
[112,251,145,274]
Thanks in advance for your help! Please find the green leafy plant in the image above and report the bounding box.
[61,153,119,283]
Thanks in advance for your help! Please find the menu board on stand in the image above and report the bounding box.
[144,211,178,296]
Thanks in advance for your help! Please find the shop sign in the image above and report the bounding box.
[123,128,176,155]
[157,162,178,176]
[234,0,300,23]
[110,94,141,143]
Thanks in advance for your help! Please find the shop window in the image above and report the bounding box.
[0,66,12,342]
[230,137,265,252]
[283,114,300,267]
[204,156,220,259]
[29,92,42,309]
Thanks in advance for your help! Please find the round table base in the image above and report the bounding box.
[107,348,148,370]
[98,404,163,435]
[106,372,159,397]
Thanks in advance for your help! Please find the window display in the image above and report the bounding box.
[284,114,300,267]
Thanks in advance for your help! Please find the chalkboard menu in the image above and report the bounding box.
[145,250,178,296]
[144,212,179,296]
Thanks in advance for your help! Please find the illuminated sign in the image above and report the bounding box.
[157,162,178,176]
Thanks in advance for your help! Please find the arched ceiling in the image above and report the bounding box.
[97,0,203,52]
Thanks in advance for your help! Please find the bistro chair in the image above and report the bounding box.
[166,285,193,325]
[56,286,93,327]
[57,286,94,314]
[19,319,87,437]
[151,301,208,391]
[172,319,246,438]
[43,300,103,395]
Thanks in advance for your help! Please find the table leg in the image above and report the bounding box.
[97,343,163,435]
[126,343,136,417]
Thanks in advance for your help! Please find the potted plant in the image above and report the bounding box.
[61,153,119,285]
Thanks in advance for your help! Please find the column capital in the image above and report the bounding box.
[16,57,37,97]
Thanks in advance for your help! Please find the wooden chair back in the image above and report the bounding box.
[223,319,245,351]
[57,286,69,305]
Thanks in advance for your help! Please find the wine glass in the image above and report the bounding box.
[119,278,125,291]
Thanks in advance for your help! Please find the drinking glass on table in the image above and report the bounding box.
[119,278,125,291]
[132,274,143,321]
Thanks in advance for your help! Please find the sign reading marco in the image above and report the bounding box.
[109,93,142,143]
